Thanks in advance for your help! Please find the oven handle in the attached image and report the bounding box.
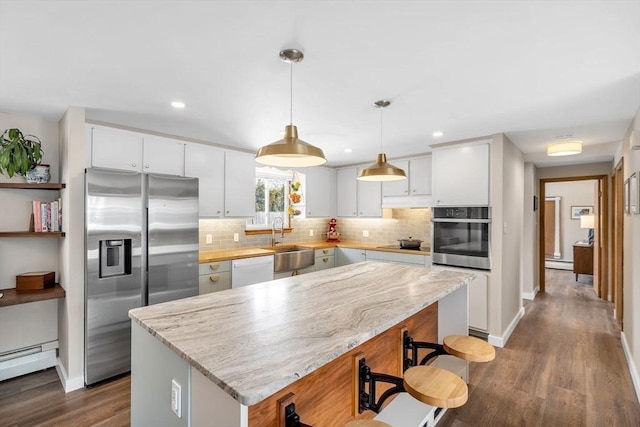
[431,218,492,223]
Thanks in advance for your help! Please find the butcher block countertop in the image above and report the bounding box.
[199,240,430,263]
[129,262,472,406]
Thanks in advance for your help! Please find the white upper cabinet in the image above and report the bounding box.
[184,143,224,217]
[357,179,382,217]
[90,125,184,176]
[305,167,336,218]
[382,157,432,197]
[382,160,410,196]
[336,167,358,217]
[432,142,490,206]
[91,126,143,172]
[337,166,382,217]
[224,150,255,217]
[409,156,432,195]
[142,135,185,176]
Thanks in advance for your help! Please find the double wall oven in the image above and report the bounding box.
[432,206,491,270]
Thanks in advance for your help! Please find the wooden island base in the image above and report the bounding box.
[248,303,438,426]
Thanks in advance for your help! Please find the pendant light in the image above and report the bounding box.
[255,49,327,167]
[357,100,407,181]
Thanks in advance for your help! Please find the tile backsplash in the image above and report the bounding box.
[199,208,431,251]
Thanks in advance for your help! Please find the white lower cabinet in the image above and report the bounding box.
[365,250,429,266]
[337,247,366,266]
[198,261,231,295]
[315,248,335,271]
[468,273,488,332]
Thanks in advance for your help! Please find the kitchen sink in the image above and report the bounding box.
[273,247,314,272]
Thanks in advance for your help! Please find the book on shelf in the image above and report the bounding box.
[31,199,62,232]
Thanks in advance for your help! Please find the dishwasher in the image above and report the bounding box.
[231,255,274,288]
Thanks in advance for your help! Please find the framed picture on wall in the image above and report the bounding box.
[631,172,639,214]
[624,178,630,214]
[570,205,593,220]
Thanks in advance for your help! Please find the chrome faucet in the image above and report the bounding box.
[272,217,285,246]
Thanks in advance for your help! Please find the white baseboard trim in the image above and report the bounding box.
[55,357,84,393]
[621,332,640,403]
[488,306,525,348]
[522,287,539,301]
[0,349,57,381]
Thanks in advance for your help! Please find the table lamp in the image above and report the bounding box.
[580,214,595,245]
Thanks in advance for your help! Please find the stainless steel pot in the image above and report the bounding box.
[397,237,423,249]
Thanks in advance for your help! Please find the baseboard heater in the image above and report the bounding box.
[0,340,58,381]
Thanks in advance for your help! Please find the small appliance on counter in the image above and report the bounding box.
[326,218,340,242]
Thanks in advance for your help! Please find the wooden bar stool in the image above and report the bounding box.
[357,358,468,414]
[403,332,495,369]
[403,365,468,408]
[345,420,391,427]
[443,335,495,363]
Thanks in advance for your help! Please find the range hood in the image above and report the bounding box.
[381,195,433,209]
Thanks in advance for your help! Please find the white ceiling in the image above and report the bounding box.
[1,1,638,167]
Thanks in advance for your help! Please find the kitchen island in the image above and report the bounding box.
[129,261,473,426]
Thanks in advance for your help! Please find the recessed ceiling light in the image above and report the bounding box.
[344,148,352,153]
[171,101,185,109]
[432,131,444,137]
[555,134,573,140]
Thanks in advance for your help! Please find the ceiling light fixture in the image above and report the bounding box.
[344,148,353,153]
[432,131,444,137]
[171,101,185,109]
[547,141,583,156]
[255,49,327,167]
[357,100,407,182]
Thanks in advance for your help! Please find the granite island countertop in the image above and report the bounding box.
[129,261,473,406]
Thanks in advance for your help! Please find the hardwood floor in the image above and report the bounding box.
[439,269,640,427]
[0,370,130,427]
[1,269,638,426]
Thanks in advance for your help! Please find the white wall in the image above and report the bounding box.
[57,107,87,391]
[522,163,538,299]
[621,108,640,402]
[545,180,597,261]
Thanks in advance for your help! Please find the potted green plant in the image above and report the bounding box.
[0,128,46,181]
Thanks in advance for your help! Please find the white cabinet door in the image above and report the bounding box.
[382,160,409,197]
[365,250,427,266]
[357,179,382,217]
[224,151,256,217]
[409,156,432,195]
[305,167,336,218]
[185,143,225,217]
[336,167,357,217]
[91,126,143,172]
[432,142,490,206]
[336,247,366,266]
[142,135,185,176]
[468,273,488,331]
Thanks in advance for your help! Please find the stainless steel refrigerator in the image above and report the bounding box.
[84,168,198,385]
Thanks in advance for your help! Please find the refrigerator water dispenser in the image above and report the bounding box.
[99,239,132,278]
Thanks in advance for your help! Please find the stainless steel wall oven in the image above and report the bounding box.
[431,207,491,270]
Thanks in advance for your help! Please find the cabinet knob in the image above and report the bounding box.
[412,189,416,193]
[209,275,219,282]
[216,210,221,214]
[132,163,136,167]
[209,264,219,271]
[359,212,363,215]
[308,212,311,215]
[145,164,149,169]
[226,211,230,214]
[323,249,329,254]
[404,190,409,193]
[323,257,329,262]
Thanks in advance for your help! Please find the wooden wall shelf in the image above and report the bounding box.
[0,183,65,190]
[0,231,65,238]
[0,284,65,307]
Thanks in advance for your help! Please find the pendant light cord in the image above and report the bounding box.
[289,60,293,125]
[380,106,384,153]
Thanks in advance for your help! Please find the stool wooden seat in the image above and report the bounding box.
[443,335,495,363]
[345,420,391,427]
[403,365,468,408]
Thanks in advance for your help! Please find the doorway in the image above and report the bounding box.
[538,175,609,298]
[612,159,624,326]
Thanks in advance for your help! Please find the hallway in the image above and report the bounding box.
[439,269,640,426]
